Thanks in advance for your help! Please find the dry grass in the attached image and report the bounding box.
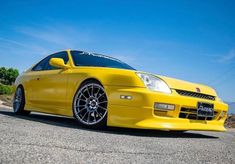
[0,94,13,107]
[225,114,235,128]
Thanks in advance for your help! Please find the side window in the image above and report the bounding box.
[31,56,51,71]
[31,51,69,71]
[45,51,69,70]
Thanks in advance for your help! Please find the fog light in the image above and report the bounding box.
[154,103,175,110]
[120,95,132,100]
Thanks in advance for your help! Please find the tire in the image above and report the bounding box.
[73,80,108,129]
[13,86,31,115]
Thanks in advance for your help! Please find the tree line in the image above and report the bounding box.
[0,67,19,85]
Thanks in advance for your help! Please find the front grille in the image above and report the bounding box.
[179,107,218,121]
[176,89,215,101]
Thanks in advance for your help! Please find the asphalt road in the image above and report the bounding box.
[0,107,234,164]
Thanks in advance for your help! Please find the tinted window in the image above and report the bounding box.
[45,51,69,70]
[71,50,135,70]
[32,56,51,71]
[32,51,69,71]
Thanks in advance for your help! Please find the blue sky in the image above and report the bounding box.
[0,0,234,102]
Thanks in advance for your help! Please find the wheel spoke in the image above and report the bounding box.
[98,105,107,111]
[93,112,97,122]
[97,93,105,99]
[95,109,103,118]
[98,101,107,104]
[80,92,88,99]
[95,87,100,98]
[82,111,88,120]
[86,86,91,97]
[77,107,87,113]
[76,104,85,108]
[87,112,91,123]
[77,98,86,102]
[91,85,94,96]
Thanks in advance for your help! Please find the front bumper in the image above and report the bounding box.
[105,86,228,131]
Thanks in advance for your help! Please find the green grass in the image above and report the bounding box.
[0,83,14,95]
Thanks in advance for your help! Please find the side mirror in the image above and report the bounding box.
[49,58,71,69]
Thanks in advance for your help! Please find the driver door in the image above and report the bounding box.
[30,51,70,114]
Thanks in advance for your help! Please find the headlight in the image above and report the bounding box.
[136,73,171,94]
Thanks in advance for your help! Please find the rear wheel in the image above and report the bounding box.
[73,81,108,128]
[13,86,30,115]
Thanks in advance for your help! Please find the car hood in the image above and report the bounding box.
[157,75,217,96]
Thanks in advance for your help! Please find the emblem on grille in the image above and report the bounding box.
[196,87,201,93]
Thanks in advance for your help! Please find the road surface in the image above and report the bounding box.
[0,107,234,164]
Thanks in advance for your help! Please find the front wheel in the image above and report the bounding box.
[13,86,30,115]
[73,82,108,128]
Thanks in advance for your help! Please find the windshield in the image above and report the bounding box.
[70,50,135,70]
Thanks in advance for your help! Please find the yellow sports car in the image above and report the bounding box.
[13,50,228,131]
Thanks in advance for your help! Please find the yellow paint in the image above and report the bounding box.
[14,50,228,131]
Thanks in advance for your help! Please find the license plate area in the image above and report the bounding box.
[197,102,214,117]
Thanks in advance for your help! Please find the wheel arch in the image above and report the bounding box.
[78,78,104,89]
[17,84,24,89]
[72,77,105,108]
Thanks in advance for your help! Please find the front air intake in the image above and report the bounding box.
[176,89,216,101]
[179,107,218,121]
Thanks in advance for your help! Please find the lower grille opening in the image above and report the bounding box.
[179,107,218,121]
